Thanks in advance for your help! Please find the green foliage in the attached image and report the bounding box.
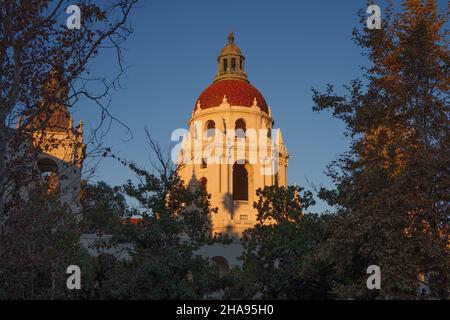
[253,185,315,224]
[99,163,222,299]
[80,181,126,234]
[225,185,335,299]
[101,251,223,299]
[0,188,88,299]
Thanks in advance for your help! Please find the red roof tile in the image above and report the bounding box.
[195,80,268,113]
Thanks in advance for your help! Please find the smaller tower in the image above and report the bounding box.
[214,32,248,83]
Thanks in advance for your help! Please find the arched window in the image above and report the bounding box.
[37,158,59,194]
[205,120,215,138]
[235,118,246,139]
[211,256,230,273]
[222,58,228,72]
[231,58,236,71]
[233,163,248,201]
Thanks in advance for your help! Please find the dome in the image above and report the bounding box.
[195,79,268,113]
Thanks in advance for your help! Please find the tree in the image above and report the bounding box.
[225,185,335,299]
[80,180,126,234]
[99,134,223,299]
[0,0,138,299]
[312,0,449,299]
[0,186,92,299]
[0,0,138,220]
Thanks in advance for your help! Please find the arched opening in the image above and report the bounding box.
[233,162,248,201]
[235,118,246,138]
[37,158,59,194]
[211,256,229,274]
[231,58,236,71]
[205,120,216,138]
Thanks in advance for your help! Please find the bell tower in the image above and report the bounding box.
[179,33,289,239]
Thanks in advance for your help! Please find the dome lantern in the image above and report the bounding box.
[214,32,248,83]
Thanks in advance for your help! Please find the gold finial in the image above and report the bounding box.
[228,32,234,44]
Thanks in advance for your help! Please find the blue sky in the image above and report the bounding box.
[73,0,447,212]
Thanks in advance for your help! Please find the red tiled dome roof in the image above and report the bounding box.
[195,80,268,113]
